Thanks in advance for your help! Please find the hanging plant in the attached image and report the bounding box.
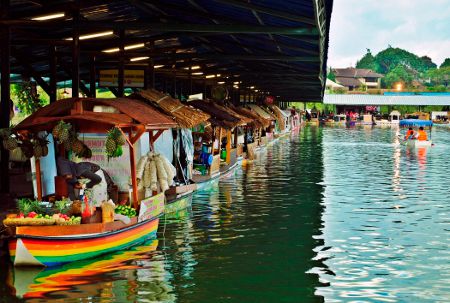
[12,81,45,115]
[105,127,126,158]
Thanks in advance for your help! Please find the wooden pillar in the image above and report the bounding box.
[49,46,57,103]
[0,1,10,193]
[203,78,207,99]
[128,133,138,209]
[173,69,177,98]
[188,64,193,95]
[217,128,223,155]
[71,8,80,98]
[89,55,96,97]
[118,30,125,97]
[226,129,232,164]
[35,158,42,200]
[211,127,216,155]
[233,127,238,148]
[145,58,154,89]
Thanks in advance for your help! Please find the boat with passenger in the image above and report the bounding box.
[400,119,433,147]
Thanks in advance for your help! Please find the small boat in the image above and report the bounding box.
[405,140,432,148]
[399,119,433,148]
[7,215,160,267]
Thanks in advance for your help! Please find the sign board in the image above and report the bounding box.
[99,70,145,88]
[72,134,130,191]
[265,96,274,104]
[138,193,165,222]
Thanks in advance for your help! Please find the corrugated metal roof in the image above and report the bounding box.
[324,94,450,106]
[4,0,334,101]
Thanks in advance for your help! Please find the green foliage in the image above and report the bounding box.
[11,81,47,116]
[384,65,413,88]
[426,67,450,88]
[373,46,436,75]
[440,58,450,68]
[356,49,378,71]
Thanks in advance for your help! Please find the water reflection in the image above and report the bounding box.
[6,240,175,302]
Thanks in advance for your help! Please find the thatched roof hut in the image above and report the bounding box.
[131,89,210,128]
[15,97,177,133]
[189,99,246,129]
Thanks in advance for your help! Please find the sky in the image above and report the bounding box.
[327,0,450,68]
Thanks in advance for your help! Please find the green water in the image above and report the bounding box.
[1,126,449,302]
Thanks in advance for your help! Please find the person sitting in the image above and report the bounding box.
[57,156,102,200]
[416,126,428,141]
[404,127,415,140]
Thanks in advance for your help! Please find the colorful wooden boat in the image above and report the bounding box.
[8,216,160,267]
[9,240,162,299]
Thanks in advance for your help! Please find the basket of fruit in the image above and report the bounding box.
[2,199,56,226]
[3,216,55,226]
[115,204,137,218]
[54,213,82,225]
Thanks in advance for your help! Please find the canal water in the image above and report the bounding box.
[1,126,449,303]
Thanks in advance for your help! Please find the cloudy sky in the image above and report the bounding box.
[327,0,450,68]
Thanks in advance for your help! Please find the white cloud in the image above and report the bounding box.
[327,0,450,68]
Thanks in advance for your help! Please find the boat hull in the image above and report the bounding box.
[165,193,193,214]
[9,218,159,267]
[405,140,432,148]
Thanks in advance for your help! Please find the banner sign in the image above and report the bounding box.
[73,134,130,191]
[99,70,145,88]
[138,193,165,222]
[265,96,274,104]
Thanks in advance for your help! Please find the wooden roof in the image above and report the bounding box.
[131,89,210,128]
[189,99,244,129]
[15,97,177,133]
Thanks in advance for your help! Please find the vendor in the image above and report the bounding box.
[57,156,102,200]
[416,126,428,141]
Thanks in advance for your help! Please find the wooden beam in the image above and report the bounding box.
[49,46,57,103]
[72,8,80,98]
[11,48,52,95]
[0,0,10,193]
[213,0,316,25]
[89,55,96,97]
[118,29,125,97]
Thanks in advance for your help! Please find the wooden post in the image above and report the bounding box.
[118,30,125,97]
[49,46,57,103]
[90,55,96,97]
[226,129,232,164]
[72,8,80,98]
[128,131,138,209]
[145,58,155,89]
[0,2,10,193]
[218,128,223,155]
[211,127,216,155]
[233,127,238,148]
[35,158,43,200]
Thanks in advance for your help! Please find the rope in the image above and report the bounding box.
[155,95,170,104]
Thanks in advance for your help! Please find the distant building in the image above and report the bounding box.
[333,67,383,90]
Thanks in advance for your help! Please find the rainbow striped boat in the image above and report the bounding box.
[7,193,165,267]
[8,217,159,267]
